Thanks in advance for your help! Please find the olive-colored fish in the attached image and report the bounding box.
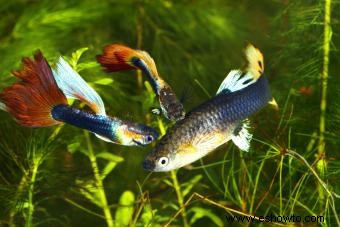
[143,44,275,171]
[96,44,185,121]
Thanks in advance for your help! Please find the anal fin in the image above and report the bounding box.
[95,133,113,143]
[231,120,252,152]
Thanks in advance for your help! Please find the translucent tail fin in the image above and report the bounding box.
[53,57,106,115]
[0,51,68,127]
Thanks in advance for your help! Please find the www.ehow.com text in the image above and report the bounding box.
[225,214,324,223]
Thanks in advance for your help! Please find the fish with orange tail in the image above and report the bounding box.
[96,44,185,121]
[143,44,276,171]
[0,52,158,146]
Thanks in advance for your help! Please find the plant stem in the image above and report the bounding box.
[170,170,189,227]
[136,6,144,88]
[318,0,332,155]
[84,131,114,227]
[317,0,332,200]
[9,172,28,225]
[26,158,39,227]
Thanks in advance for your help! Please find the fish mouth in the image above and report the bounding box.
[142,159,155,171]
[132,139,145,146]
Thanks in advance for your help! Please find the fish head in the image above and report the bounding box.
[159,86,185,121]
[142,148,175,172]
[143,142,196,172]
[118,123,158,146]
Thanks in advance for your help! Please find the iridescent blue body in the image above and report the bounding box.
[143,75,272,171]
[52,104,158,145]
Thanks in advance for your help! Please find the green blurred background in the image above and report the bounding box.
[0,0,339,226]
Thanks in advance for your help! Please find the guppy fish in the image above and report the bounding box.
[0,52,158,146]
[143,44,274,171]
[96,44,185,121]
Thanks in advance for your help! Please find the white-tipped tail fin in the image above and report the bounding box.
[217,43,264,95]
[245,43,264,80]
[231,120,252,152]
[53,57,106,115]
[216,70,255,94]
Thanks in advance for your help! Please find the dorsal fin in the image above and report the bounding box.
[216,70,255,94]
[53,57,106,115]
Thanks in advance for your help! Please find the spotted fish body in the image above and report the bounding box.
[143,44,274,171]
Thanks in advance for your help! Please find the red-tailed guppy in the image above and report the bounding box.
[96,44,185,121]
[143,44,276,171]
[0,52,158,146]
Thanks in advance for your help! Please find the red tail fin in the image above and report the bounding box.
[0,51,67,127]
[96,44,139,72]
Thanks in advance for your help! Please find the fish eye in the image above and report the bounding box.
[158,157,169,167]
[146,135,153,142]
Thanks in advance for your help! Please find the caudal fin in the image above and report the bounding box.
[217,43,264,95]
[96,44,160,79]
[244,43,264,80]
[0,51,67,127]
[53,57,106,115]
[96,44,139,72]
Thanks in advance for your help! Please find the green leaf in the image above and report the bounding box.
[188,206,223,226]
[96,152,124,163]
[141,204,154,226]
[115,191,135,226]
[75,179,102,208]
[71,47,89,65]
[162,179,173,187]
[63,47,89,70]
[77,61,99,72]
[182,174,202,197]
[67,142,80,154]
[100,162,118,180]
[93,78,114,85]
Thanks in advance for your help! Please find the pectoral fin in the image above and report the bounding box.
[231,121,252,152]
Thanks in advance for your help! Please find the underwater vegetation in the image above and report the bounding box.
[0,0,339,226]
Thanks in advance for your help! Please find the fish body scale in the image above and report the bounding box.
[157,76,271,155]
[51,104,120,142]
